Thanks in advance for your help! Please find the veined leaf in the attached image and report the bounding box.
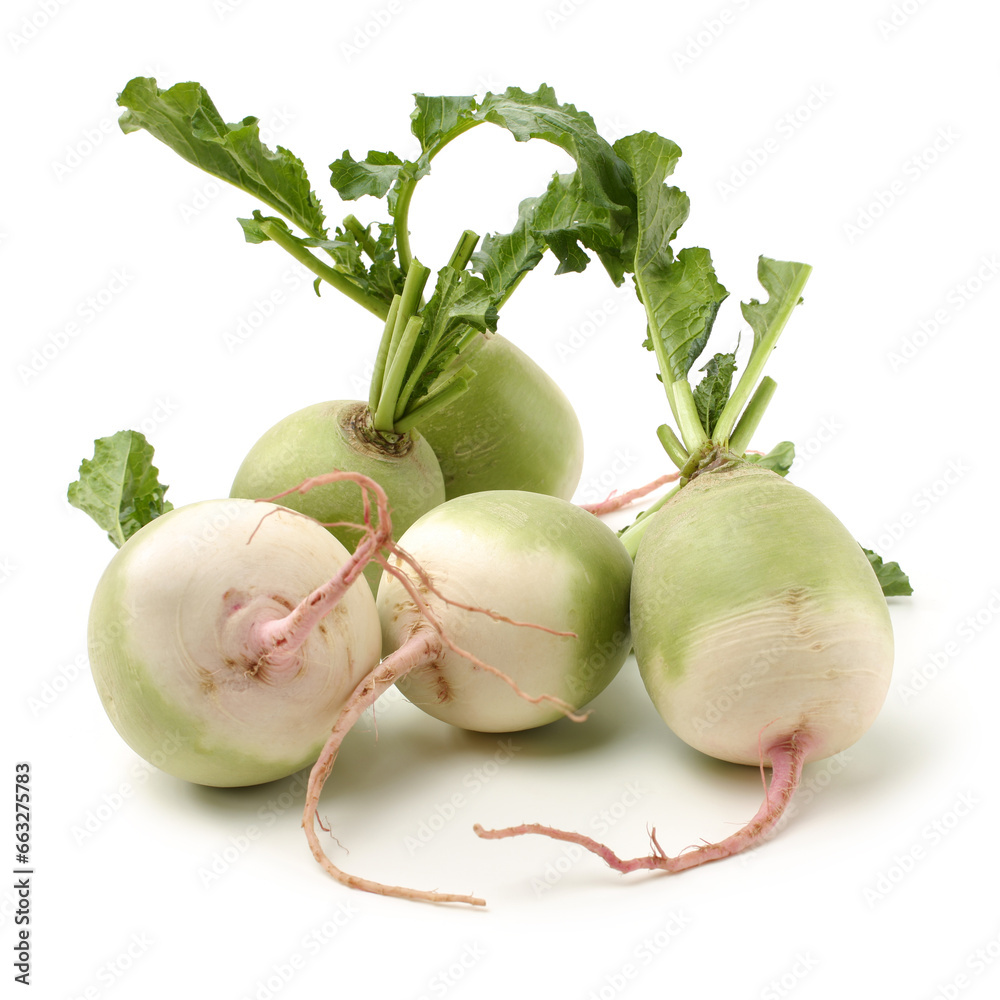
[614,131,729,382]
[410,94,479,151]
[741,257,814,353]
[693,351,737,435]
[744,440,795,476]
[68,431,172,548]
[862,548,914,597]
[118,78,326,238]
[329,149,403,201]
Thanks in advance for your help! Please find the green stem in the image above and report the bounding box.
[447,230,480,271]
[618,483,682,560]
[396,260,431,331]
[395,120,482,273]
[393,368,475,434]
[669,380,709,454]
[259,220,388,319]
[496,269,527,310]
[368,296,402,413]
[728,376,777,456]
[712,265,812,443]
[373,316,423,432]
[647,325,682,430]
[343,214,379,261]
[656,424,689,470]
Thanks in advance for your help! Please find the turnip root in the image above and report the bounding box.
[477,462,894,872]
[301,489,633,903]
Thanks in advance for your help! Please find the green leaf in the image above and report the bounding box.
[613,132,729,382]
[862,547,914,597]
[328,149,404,201]
[638,246,729,377]
[692,351,737,435]
[118,78,326,238]
[741,257,813,354]
[477,85,634,213]
[68,431,172,548]
[361,85,636,276]
[410,94,478,151]
[744,440,795,477]
[472,170,626,303]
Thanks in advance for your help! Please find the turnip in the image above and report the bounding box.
[228,255,458,592]
[117,79,635,500]
[74,447,388,787]
[301,488,634,903]
[71,438,633,903]
[474,132,902,877]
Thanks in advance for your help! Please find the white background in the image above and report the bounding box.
[4,0,998,997]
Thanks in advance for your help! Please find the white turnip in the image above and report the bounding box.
[85,476,385,788]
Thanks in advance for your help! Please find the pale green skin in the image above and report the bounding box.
[376,490,633,732]
[416,335,585,501]
[87,500,381,787]
[230,400,445,593]
[631,465,894,766]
